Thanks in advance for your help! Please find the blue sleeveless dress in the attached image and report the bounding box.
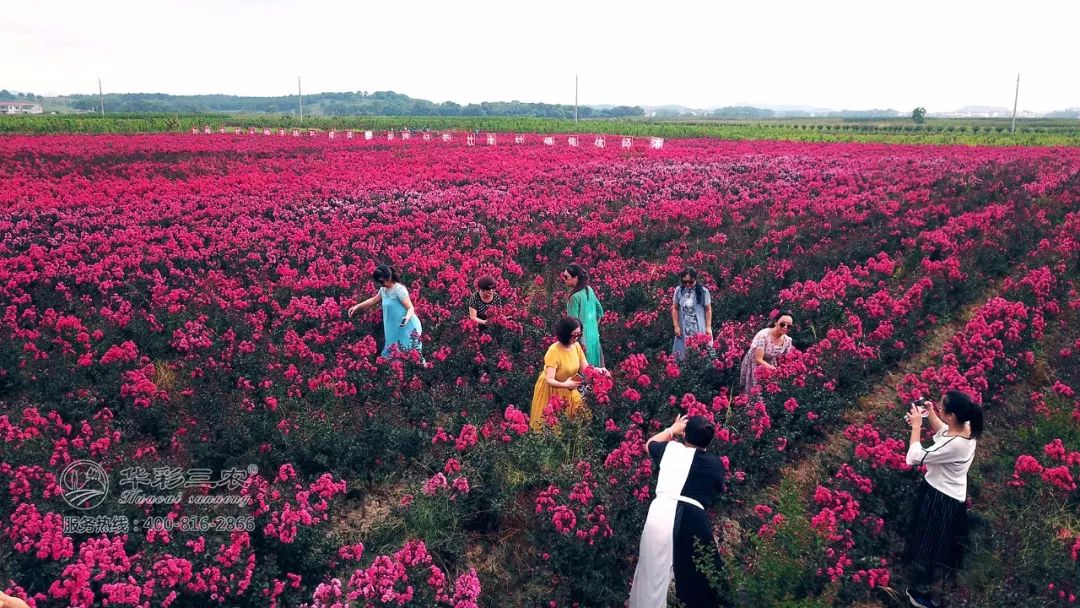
[380,284,423,357]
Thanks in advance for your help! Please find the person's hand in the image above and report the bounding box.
[348,303,362,318]
[670,414,689,436]
[595,367,612,378]
[908,403,924,430]
[674,325,682,338]
[564,378,582,390]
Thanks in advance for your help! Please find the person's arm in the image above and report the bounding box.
[754,347,775,370]
[0,591,31,608]
[399,290,417,324]
[567,290,580,318]
[672,290,682,338]
[348,294,381,317]
[468,306,486,325]
[577,343,609,377]
[905,406,960,466]
[705,303,713,341]
[545,366,578,389]
[646,414,689,448]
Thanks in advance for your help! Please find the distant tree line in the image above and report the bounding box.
[54,90,643,118]
[0,90,44,101]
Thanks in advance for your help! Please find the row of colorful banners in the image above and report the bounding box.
[190,126,666,149]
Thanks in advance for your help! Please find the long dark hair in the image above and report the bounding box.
[943,390,983,438]
[565,263,589,296]
[680,268,707,308]
[372,264,402,286]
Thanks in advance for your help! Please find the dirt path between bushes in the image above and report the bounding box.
[737,279,1007,518]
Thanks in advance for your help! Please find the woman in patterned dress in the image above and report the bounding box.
[739,312,793,393]
[467,275,502,328]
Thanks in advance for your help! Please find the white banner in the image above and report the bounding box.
[594,136,605,148]
[291,129,300,137]
[264,128,271,136]
[543,136,554,146]
[442,133,452,142]
[328,130,336,139]
[514,134,525,144]
[650,137,664,149]
[486,134,496,145]
[422,132,432,141]
[568,136,578,147]
[346,130,354,139]
[387,131,395,141]
[364,130,374,140]
[466,134,475,147]
[401,131,411,140]
[621,137,633,148]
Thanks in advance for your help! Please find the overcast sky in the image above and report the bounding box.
[3,0,1077,112]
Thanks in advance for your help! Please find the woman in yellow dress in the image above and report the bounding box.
[530,316,609,431]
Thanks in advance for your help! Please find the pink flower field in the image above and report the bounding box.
[1,132,1079,607]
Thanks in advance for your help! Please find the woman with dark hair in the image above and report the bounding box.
[529,316,608,431]
[629,414,726,608]
[562,264,605,367]
[904,390,983,608]
[672,268,713,359]
[348,264,423,358]
[739,311,794,393]
[467,275,502,328]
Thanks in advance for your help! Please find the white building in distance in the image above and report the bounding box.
[1,101,44,114]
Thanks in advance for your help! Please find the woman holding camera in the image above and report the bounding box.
[529,316,608,431]
[904,390,983,608]
[348,264,423,358]
[628,414,726,608]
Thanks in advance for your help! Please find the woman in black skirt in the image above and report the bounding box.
[903,390,983,608]
[628,415,726,607]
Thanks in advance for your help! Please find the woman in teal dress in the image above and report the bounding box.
[562,264,604,367]
[348,264,423,358]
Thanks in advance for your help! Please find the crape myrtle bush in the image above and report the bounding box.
[744,204,1080,605]
[1,133,1079,606]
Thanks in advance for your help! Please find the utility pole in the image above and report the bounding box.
[98,78,104,116]
[1010,73,1020,134]
[574,74,578,123]
[298,76,304,124]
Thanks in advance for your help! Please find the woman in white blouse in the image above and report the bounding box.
[903,390,983,608]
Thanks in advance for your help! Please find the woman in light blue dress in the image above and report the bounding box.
[348,264,423,358]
